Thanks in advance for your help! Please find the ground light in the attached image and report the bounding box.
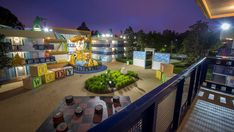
[221,23,231,30]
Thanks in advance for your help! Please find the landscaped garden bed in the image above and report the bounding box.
[85,69,139,93]
[116,57,133,65]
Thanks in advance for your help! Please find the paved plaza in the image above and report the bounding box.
[0,62,161,132]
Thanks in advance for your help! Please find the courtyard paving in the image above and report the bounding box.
[0,62,161,132]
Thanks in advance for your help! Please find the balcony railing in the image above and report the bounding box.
[25,56,56,64]
[87,57,217,132]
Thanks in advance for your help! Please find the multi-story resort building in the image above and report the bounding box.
[0,27,58,82]
[0,26,125,82]
[92,35,125,62]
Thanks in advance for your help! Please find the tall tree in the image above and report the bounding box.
[182,20,220,64]
[0,34,12,69]
[136,30,146,50]
[0,6,24,29]
[124,26,135,58]
[162,29,178,53]
[176,31,188,53]
[91,30,100,36]
[145,31,163,51]
[77,22,90,31]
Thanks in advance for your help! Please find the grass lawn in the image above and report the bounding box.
[172,61,189,74]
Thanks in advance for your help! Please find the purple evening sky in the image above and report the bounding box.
[1,0,207,33]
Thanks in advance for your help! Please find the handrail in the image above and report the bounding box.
[88,57,207,132]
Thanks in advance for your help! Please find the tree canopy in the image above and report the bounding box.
[77,22,90,31]
[0,34,12,69]
[123,26,135,58]
[122,20,220,64]
[123,27,184,55]
[182,20,220,63]
[0,6,24,29]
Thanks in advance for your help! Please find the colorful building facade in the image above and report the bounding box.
[0,27,125,82]
[0,28,59,82]
[92,36,125,62]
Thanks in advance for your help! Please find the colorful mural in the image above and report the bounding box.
[153,53,170,64]
[133,51,146,60]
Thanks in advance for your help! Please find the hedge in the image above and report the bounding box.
[85,70,138,93]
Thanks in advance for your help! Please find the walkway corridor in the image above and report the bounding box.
[178,87,234,132]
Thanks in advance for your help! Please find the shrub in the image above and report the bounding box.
[85,70,138,93]
[127,71,139,79]
[85,75,108,92]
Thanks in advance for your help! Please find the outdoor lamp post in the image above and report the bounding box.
[220,22,233,40]
[221,23,231,31]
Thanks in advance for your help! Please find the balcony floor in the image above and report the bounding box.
[178,88,234,132]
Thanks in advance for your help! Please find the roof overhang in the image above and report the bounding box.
[52,27,91,35]
[0,28,56,39]
[196,0,234,19]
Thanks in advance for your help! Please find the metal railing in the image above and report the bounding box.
[203,57,234,94]
[88,57,208,132]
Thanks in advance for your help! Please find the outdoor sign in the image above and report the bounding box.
[133,51,146,67]
[152,53,170,70]
[153,53,170,63]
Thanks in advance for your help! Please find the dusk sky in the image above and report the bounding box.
[1,0,206,33]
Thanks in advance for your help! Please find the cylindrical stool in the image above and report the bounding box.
[65,95,73,105]
[56,122,68,132]
[53,111,64,127]
[113,96,120,103]
[95,104,103,115]
[75,107,83,117]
